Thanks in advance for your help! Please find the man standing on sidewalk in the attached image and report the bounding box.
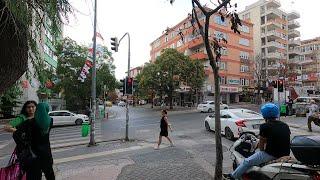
[307,100,320,132]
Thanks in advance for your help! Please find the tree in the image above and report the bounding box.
[169,1,241,179]
[254,54,266,104]
[155,49,189,109]
[54,38,117,111]
[137,63,159,108]
[0,1,72,94]
[185,60,205,105]
[0,83,23,118]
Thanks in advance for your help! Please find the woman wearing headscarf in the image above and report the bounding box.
[28,102,54,180]
[14,102,55,180]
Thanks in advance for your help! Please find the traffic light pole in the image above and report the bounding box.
[119,33,130,141]
[89,0,97,146]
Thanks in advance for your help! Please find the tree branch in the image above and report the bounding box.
[192,0,208,15]
[208,0,231,16]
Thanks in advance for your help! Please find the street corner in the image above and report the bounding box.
[117,147,214,180]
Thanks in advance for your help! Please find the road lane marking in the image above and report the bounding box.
[50,135,103,144]
[51,138,103,149]
[54,143,153,164]
[52,147,76,153]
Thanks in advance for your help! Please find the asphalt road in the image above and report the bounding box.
[0,105,320,172]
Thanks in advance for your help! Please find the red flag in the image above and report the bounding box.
[92,32,104,41]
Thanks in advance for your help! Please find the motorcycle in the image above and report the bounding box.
[229,132,320,180]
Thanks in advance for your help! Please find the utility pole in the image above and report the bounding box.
[89,0,97,146]
[113,33,130,141]
[104,85,106,118]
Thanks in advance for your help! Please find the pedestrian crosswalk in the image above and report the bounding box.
[50,122,103,149]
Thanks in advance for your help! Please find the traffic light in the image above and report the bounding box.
[110,37,119,52]
[126,77,133,95]
[278,79,284,92]
[120,79,125,95]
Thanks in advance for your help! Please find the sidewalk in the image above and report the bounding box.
[54,133,232,180]
[136,104,196,112]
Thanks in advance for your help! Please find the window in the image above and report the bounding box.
[240,25,250,33]
[214,31,228,40]
[219,76,226,84]
[165,36,169,42]
[241,78,246,86]
[214,16,227,26]
[177,40,183,47]
[240,65,249,72]
[218,62,226,70]
[171,32,175,38]
[220,47,228,56]
[155,51,161,58]
[242,13,250,20]
[240,51,249,59]
[239,38,250,46]
[170,43,176,49]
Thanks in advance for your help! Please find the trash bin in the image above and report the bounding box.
[280,104,287,116]
[81,122,89,137]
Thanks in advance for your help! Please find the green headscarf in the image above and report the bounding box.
[35,103,51,135]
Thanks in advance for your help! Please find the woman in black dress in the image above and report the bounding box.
[155,110,173,149]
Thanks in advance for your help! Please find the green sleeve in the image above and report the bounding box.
[9,115,26,128]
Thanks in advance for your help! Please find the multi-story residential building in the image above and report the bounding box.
[129,66,143,79]
[150,11,254,104]
[288,37,320,94]
[239,0,301,100]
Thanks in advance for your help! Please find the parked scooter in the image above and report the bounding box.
[229,132,320,180]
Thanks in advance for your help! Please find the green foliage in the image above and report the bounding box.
[0,83,23,117]
[54,38,117,111]
[138,49,205,106]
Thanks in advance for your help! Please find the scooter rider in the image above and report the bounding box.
[224,103,291,180]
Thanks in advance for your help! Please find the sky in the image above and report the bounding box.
[64,0,320,80]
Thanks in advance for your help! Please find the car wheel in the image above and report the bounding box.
[208,108,213,113]
[224,107,228,109]
[225,127,234,140]
[75,119,83,125]
[205,121,211,131]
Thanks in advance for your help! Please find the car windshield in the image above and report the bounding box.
[201,101,213,104]
[296,98,308,103]
[233,111,261,119]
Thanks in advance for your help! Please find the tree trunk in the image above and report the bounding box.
[169,90,173,109]
[213,68,222,180]
[151,92,154,108]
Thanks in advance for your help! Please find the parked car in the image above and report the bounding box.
[293,97,320,117]
[139,100,147,105]
[118,101,126,107]
[204,109,265,140]
[49,110,89,126]
[197,101,228,113]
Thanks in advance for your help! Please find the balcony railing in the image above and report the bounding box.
[288,10,300,20]
[265,8,282,18]
[288,30,300,38]
[288,20,300,28]
[264,41,285,49]
[264,52,284,59]
[288,39,301,46]
[288,48,301,55]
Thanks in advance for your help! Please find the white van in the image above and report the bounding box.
[293,97,320,117]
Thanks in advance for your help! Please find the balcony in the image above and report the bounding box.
[188,38,203,49]
[190,52,207,60]
[266,64,279,70]
[265,0,281,8]
[263,41,285,51]
[288,20,300,29]
[288,29,300,39]
[288,57,300,64]
[288,48,301,56]
[288,39,301,47]
[265,8,283,19]
[264,20,282,29]
[262,30,283,41]
[288,11,300,21]
[264,52,284,59]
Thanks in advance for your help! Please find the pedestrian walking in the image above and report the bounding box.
[287,96,294,116]
[307,100,320,132]
[155,110,174,149]
[7,102,55,180]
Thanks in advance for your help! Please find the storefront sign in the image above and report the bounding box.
[228,79,240,85]
[220,86,239,93]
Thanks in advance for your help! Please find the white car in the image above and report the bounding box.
[197,101,228,113]
[204,109,265,140]
[118,101,126,107]
[49,110,89,126]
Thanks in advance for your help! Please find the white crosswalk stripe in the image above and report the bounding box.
[50,122,103,149]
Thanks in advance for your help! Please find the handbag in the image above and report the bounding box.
[0,150,26,180]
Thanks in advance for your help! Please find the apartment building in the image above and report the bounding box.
[239,0,301,100]
[150,12,254,104]
[129,66,143,79]
[289,37,320,94]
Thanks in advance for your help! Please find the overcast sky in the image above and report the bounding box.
[64,0,320,80]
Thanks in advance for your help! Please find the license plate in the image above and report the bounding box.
[252,124,260,129]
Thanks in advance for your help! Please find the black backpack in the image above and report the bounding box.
[12,120,37,171]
